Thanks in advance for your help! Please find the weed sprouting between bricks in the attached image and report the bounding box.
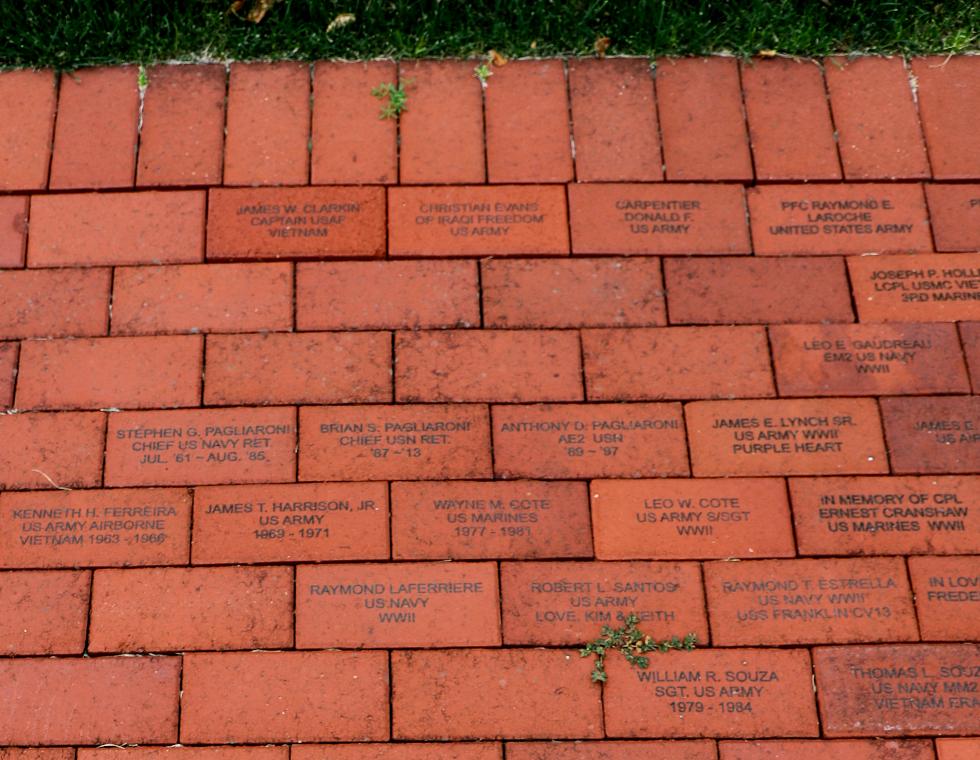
[580,613,697,683]
[371,81,409,120]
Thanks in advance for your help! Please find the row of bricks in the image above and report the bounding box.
[2,555,978,655]
[3,184,980,269]
[1,476,978,567]
[1,57,978,191]
[2,643,979,742]
[2,255,980,344]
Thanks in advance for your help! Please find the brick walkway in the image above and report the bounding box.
[0,56,979,759]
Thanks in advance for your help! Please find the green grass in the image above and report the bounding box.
[1,0,978,70]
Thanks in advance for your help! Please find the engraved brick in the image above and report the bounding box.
[105,407,296,486]
[509,741,716,760]
[912,56,980,179]
[591,478,796,560]
[719,739,935,760]
[0,342,16,407]
[0,268,111,339]
[937,738,980,760]
[881,396,980,473]
[296,561,500,648]
[908,556,980,641]
[294,745,500,760]
[0,411,105,490]
[0,69,56,190]
[493,403,688,479]
[0,569,89,654]
[925,184,980,252]
[0,195,28,267]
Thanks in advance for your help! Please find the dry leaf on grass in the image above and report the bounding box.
[594,36,612,57]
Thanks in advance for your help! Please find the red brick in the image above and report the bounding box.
[224,62,310,186]
[911,56,980,179]
[0,656,180,744]
[312,61,397,184]
[0,195,28,267]
[79,748,287,760]
[0,342,16,408]
[89,565,293,652]
[926,184,980,252]
[0,411,104,490]
[294,746,500,760]
[961,323,980,392]
[207,186,385,259]
[391,480,592,560]
[749,184,931,256]
[482,257,666,328]
[388,185,569,257]
[741,58,840,181]
[705,557,917,646]
[0,750,74,760]
[604,648,818,738]
[192,481,389,564]
[848,253,980,322]
[570,183,750,255]
[300,404,492,480]
[0,569,89,654]
[392,649,601,739]
[485,60,573,183]
[687,399,887,476]
[0,267,110,339]
[205,332,390,405]
[656,57,753,181]
[49,67,139,189]
[908,556,980,641]
[814,643,980,736]
[591,478,796,560]
[111,262,292,335]
[664,257,854,325]
[105,407,295,486]
[937,738,980,760]
[719,739,935,760]
[395,330,583,402]
[0,69,56,190]
[770,323,970,396]
[180,651,388,742]
[583,326,774,400]
[501,560,707,646]
[399,60,485,184]
[297,561,500,648]
[789,475,980,556]
[138,64,226,186]
[881,396,979,473]
[509,741,716,760]
[568,58,662,182]
[825,57,930,179]
[493,402,688,478]
[0,487,192,569]
[297,260,480,330]
[16,335,202,410]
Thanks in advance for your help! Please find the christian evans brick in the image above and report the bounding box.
[0,411,105,490]
[299,404,492,481]
[569,183,750,255]
[686,399,887,477]
[603,647,818,738]
[296,561,500,648]
[0,569,90,654]
[0,488,192,569]
[392,649,600,739]
[0,69,56,191]
[925,184,980,252]
[294,745,500,760]
[718,739,935,760]
[509,741,716,760]
[207,187,385,260]
[500,560,707,646]
[0,268,111,339]
[28,191,205,267]
[748,184,930,256]
[590,478,796,560]
[88,565,293,652]
[0,656,180,744]
[881,396,980,474]
[814,643,980,736]
[0,195,28,267]
[907,556,980,641]
[704,557,917,646]
[789,476,980,556]
[180,651,388,743]
[493,403,689,479]
[104,407,296,486]
[388,185,569,257]
[391,480,592,560]
[192,482,388,564]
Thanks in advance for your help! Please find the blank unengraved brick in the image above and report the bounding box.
[925,184,980,252]
[0,69,56,190]
[912,56,980,179]
[908,556,980,641]
[89,565,293,652]
[0,411,105,490]
[1,750,75,760]
[509,741,716,760]
[0,268,111,339]
[937,738,980,760]
[0,342,16,408]
[583,326,775,400]
[0,656,180,744]
[0,569,89,654]
[205,332,390,405]
[568,58,662,181]
[482,258,666,328]
[961,323,980,392]
[395,330,583,402]
[180,651,388,742]
[392,649,601,739]
[79,748,288,760]
[16,335,202,410]
[881,396,980,473]
[0,195,28,267]
[719,739,935,760]
[111,263,293,335]
[294,744,501,760]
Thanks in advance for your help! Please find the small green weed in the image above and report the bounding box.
[137,64,148,89]
[473,62,492,87]
[580,613,697,683]
[371,81,409,120]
